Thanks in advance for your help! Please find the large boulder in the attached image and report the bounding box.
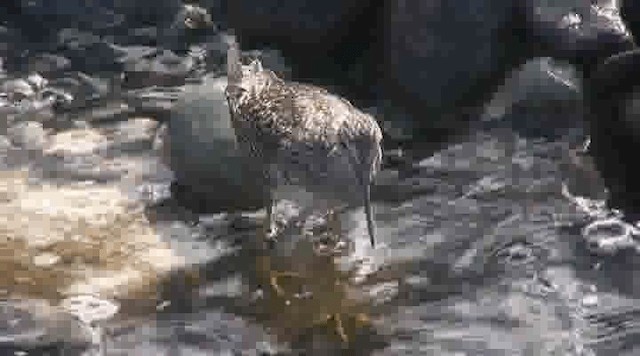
[381,0,633,146]
[217,0,382,97]
[621,0,640,45]
[165,73,268,213]
[584,49,640,217]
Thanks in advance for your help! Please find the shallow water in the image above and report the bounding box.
[100,127,640,356]
[2,57,640,356]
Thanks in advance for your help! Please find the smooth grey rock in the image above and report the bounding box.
[480,58,583,139]
[56,28,121,72]
[167,74,267,212]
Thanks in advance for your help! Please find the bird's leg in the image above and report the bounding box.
[261,200,307,296]
[263,199,278,243]
[325,209,342,235]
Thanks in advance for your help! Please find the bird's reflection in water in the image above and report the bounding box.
[250,210,378,348]
[150,197,389,353]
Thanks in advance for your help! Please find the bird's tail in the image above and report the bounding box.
[343,140,380,247]
[362,180,376,247]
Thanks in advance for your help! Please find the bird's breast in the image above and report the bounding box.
[268,143,363,208]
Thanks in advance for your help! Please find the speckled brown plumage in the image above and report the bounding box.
[224,42,382,246]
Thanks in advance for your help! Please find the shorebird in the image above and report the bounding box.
[223,40,383,248]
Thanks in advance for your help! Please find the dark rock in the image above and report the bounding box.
[584,49,640,218]
[381,0,633,147]
[224,0,374,57]
[502,98,584,139]
[621,0,640,45]
[5,0,175,39]
[112,0,183,28]
[222,0,381,99]
[56,28,121,73]
[28,53,72,76]
[0,25,22,64]
[482,58,583,139]
[528,0,633,68]
[109,27,159,47]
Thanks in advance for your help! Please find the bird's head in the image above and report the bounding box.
[226,40,279,99]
